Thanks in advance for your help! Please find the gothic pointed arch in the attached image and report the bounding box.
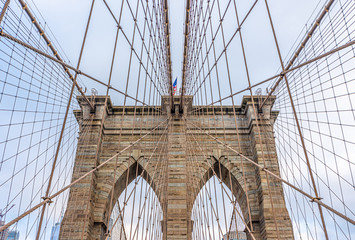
[190,156,257,232]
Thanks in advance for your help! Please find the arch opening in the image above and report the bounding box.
[190,160,250,240]
[191,175,247,240]
[104,162,163,240]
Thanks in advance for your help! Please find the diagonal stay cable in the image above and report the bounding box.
[189,39,355,115]
[259,0,335,109]
[0,29,163,113]
[17,0,94,110]
[101,0,167,96]
[264,0,329,237]
[189,0,258,97]
[34,1,96,239]
[185,122,257,240]
[185,117,355,226]
[106,123,169,240]
[0,117,169,233]
[0,0,11,25]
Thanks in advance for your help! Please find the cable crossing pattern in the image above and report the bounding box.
[0,0,354,239]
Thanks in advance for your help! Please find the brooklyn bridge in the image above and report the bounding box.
[0,0,354,239]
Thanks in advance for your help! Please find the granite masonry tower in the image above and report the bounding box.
[59,95,293,240]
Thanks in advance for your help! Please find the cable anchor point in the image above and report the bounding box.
[42,197,53,205]
[310,197,322,202]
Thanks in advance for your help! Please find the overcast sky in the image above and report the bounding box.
[2,0,354,239]
[27,0,328,103]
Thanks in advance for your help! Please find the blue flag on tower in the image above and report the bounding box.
[173,78,177,95]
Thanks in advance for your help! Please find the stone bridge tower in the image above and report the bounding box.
[59,95,293,240]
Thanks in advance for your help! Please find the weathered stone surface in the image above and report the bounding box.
[60,95,293,240]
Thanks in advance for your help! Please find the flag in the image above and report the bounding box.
[173,78,177,95]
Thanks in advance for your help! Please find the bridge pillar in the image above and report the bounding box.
[162,100,197,240]
[246,97,294,240]
[165,115,188,239]
[59,97,108,240]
